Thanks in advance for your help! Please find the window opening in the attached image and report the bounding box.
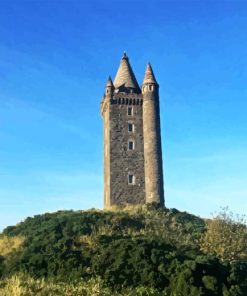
[128,174,135,184]
[128,140,134,150]
[128,123,134,132]
[128,107,133,116]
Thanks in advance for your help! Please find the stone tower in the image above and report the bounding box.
[101,53,164,208]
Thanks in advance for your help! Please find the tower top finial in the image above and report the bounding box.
[143,62,158,85]
[122,51,128,59]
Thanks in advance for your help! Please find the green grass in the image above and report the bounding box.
[0,204,246,295]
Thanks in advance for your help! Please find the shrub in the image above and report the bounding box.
[200,208,247,262]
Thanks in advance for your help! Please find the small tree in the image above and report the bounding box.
[200,207,247,262]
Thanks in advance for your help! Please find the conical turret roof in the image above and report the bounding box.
[143,63,158,84]
[114,53,140,91]
[106,76,114,87]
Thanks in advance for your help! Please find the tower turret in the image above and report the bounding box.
[142,63,164,206]
[101,76,114,207]
[105,76,114,96]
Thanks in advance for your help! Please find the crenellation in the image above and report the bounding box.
[110,97,143,106]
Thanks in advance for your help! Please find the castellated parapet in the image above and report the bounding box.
[101,53,164,208]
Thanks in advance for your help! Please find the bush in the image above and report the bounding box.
[200,208,247,262]
[91,237,172,290]
[0,206,247,294]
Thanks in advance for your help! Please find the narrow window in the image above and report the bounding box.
[128,174,135,185]
[128,123,134,132]
[128,140,134,150]
[127,107,133,116]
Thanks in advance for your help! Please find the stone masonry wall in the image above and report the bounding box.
[109,95,145,206]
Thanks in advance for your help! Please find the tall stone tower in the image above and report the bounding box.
[101,53,164,208]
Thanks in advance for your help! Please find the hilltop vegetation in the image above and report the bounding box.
[0,205,247,295]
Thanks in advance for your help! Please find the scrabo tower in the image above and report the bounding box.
[101,53,164,208]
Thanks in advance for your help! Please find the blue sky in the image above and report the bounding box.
[0,0,247,230]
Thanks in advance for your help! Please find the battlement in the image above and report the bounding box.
[110,97,143,106]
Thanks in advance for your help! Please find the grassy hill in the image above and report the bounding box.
[0,204,247,295]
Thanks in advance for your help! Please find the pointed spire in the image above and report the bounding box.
[143,63,158,85]
[106,76,114,87]
[114,53,140,91]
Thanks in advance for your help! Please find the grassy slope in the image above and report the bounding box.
[0,205,247,295]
